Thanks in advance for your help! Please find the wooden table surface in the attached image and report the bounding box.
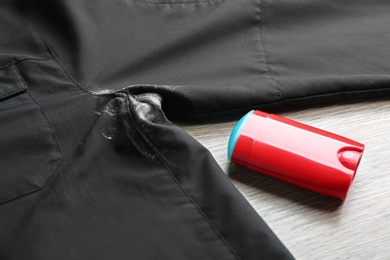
[179,98,390,260]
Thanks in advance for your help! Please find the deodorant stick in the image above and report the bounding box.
[228,110,364,200]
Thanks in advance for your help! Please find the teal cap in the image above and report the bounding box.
[228,110,254,160]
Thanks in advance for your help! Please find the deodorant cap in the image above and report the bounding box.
[228,110,365,200]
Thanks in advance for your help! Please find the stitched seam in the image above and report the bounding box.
[14,64,64,164]
[0,65,64,205]
[50,55,94,95]
[23,0,164,97]
[172,87,390,117]
[0,57,54,71]
[125,96,241,260]
[258,0,282,101]
[0,159,64,205]
[0,89,25,100]
[0,186,40,205]
[24,0,95,96]
[0,80,26,100]
[26,89,64,185]
[0,65,27,100]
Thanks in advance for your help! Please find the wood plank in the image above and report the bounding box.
[179,99,390,260]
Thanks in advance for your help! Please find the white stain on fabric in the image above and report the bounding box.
[100,99,121,141]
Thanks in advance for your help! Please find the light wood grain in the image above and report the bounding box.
[179,99,390,260]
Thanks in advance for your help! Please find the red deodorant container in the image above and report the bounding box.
[228,110,365,200]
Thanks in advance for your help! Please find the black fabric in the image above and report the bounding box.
[1,0,390,259]
[26,0,390,119]
[1,59,291,259]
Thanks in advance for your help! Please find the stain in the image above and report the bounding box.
[100,99,121,141]
[95,88,166,162]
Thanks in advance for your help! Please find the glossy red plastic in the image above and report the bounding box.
[231,110,365,200]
